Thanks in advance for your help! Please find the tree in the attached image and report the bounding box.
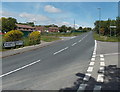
[4,30,24,42]
[1,17,17,33]
[59,25,67,33]
[29,31,41,45]
[78,26,82,30]
[18,22,35,27]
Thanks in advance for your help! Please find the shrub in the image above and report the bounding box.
[29,31,41,45]
[4,30,24,42]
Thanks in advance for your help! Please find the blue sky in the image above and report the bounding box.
[1,2,118,28]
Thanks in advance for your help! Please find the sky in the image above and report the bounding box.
[1,2,118,28]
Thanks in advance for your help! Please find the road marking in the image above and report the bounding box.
[100,58,104,61]
[100,54,104,58]
[92,55,96,58]
[77,84,87,92]
[87,67,93,72]
[100,62,105,66]
[97,74,104,82]
[53,47,68,55]
[93,85,101,92]
[72,42,77,46]
[91,58,95,61]
[89,62,95,66]
[83,73,91,81]
[93,52,96,55]
[0,60,41,78]
[78,40,81,42]
[99,67,104,73]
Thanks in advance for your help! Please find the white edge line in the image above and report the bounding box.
[0,60,41,78]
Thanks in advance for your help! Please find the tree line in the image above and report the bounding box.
[0,17,92,33]
[94,17,120,37]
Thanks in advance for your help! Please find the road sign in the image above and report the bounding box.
[15,41,24,46]
[110,26,116,28]
[3,42,15,48]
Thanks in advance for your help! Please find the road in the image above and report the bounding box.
[1,31,94,90]
[1,31,119,92]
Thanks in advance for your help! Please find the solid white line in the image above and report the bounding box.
[97,74,104,82]
[93,85,101,92]
[100,62,105,66]
[77,84,87,91]
[0,60,41,78]
[72,42,77,46]
[87,67,93,72]
[83,73,91,81]
[89,62,95,66]
[100,58,104,61]
[91,58,95,61]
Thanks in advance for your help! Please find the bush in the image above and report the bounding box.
[29,31,41,45]
[4,30,24,42]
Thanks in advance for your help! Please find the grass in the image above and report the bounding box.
[41,36,60,42]
[93,32,120,42]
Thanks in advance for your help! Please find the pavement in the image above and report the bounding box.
[0,31,119,92]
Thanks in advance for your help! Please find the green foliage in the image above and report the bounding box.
[18,22,34,27]
[4,30,24,42]
[29,31,41,45]
[1,17,17,33]
[59,25,67,33]
[94,17,119,37]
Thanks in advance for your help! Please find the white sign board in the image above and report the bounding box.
[110,26,116,28]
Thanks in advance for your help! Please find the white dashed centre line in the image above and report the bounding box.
[53,47,69,55]
[72,42,77,46]
[100,54,104,58]
[87,67,93,72]
[0,59,41,78]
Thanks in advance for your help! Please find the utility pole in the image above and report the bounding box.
[98,8,101,36]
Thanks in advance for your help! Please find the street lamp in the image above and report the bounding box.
[97,8,101,36]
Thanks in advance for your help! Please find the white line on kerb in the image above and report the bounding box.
[0,60,41,78]
[53,47,68,55]
[97,74,104,82]
[87,67,93,72]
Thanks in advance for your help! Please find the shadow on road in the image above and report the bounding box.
[59,65,120,92]
[1,65,120,92]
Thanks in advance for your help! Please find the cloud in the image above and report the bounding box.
[44,5,61,13]
[19,12,50,22]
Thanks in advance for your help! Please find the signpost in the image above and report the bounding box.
[3,42,16,48]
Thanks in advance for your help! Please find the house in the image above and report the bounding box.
[35,26,45,33]
[16,24,35,36]
[48,27,59,32]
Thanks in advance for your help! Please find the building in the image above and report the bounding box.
[35,26,45,33]
[16,24,35,36]
[48,27,59,32]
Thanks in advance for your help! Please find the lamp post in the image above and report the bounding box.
[98,8,101,36]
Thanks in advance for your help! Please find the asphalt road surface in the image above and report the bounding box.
[2,31,95,90]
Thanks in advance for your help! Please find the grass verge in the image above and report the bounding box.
[93,32,120,42]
